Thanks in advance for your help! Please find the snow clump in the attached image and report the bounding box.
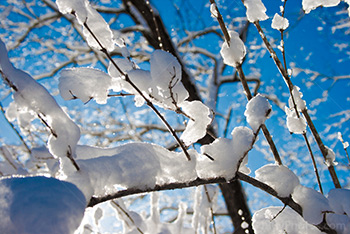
[244,94,271,132]
[255,164,300,197]
[302,0,341,14]
[243,0,269,23]
[271,13,289,31]
[220,30,246,67]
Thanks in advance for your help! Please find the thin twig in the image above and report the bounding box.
[252,19,341,188]
[0,101,32,154]
[111,200,145,234]
[82,20,191,161]
[209,1,283,165]
[277,1,324,192]
[204,185,217,234]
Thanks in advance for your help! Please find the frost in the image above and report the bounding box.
[180,100,212,145]
[255,164,300,197]
[244,94,271,132]
[0,38,80,159]
[243,0,269,23]
[302,0,341,14]
[199,126,254,180]
[0,176,85,234]
[59,67,112,104]
[292,185,331,225]
[252,206,323,234]
[220,30,246,67]
[271,13,289,30]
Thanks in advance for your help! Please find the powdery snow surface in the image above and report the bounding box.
[56,0,115,51]
[199,126,254,180]
[292,185,331,225]
[0,39,80,160]
[59,67,111,104]
[252,206,323,234]
[244,94,271,132]
[243,0,269,23]
[271,13,289,30]
[302,0,341,14]
[0,176,86,234]
[255,164,300,197]
[220,30,246,67]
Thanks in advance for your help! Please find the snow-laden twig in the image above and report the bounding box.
[82,21,191,161]
[210,0,282,165]
[251,16,341,189]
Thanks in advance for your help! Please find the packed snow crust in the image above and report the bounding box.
[0,176,86,234]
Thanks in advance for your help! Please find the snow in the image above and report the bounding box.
[285,86,307,134]
[66,142,198,198]
[289,86,306,111]
[338,132,349,149]
[244,94,271,132]
[180,100,212,145]
[150,50,189,107]
[0,176,85,234]
[325,146,337,166]
[56,0,115,51]
[252,206,323,234]
[271,13,289,31]
[255,164,300,197]
[59,67,112,104]
[285,107,307,134]
[199,126,254,180]
[302,0,341,14]
[243,0,269,23]
[220,30,246,67]
[0,38,81,160]
[292,185,331,225]
[210,3,218,18]
[326,189,350,233]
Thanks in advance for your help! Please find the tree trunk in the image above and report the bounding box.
[122,1,254,232]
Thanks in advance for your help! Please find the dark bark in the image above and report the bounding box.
[122,0,253,232]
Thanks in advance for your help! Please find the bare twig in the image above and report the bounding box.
[204,185,217,234]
